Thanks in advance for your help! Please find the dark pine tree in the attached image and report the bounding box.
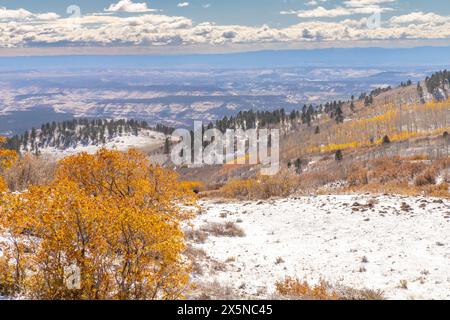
[335,149,343,162]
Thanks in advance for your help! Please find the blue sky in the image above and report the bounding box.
[2,0,450,26]
[0,0,449,54]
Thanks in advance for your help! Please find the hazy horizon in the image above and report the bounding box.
[1,46,450,70]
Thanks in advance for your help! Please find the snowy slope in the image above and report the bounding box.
[192,194,450,300]
[37,129,167,159]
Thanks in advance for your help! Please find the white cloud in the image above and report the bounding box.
[202,4,211,9]
[281,5,392,18]
[0,7,33,20]
[305,1,318,6]
[0,7,60,21]
[305,0,328,6]
[344,0,396,8]
[177,2,190,8]
[390,12,449,25]
[0,3,449,51]
[35,12,60,21]
[105,0,156,13]
[283,0,396,18]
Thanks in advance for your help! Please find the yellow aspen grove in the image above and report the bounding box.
[306,99,450,153]
[0,148,197,299]
[0,137,18,192]
[0,173,6,193]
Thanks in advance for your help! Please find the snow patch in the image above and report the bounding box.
[191,194,450,299]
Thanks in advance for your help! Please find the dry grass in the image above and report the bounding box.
[184,229,209,244]
[220,170,301,200]
[275,277,385,300]
[399,280,408,289]
[424,182,450,198]
[275,277,339,300]
[5,153,56,191]
[298,169,344,191]
[414,167,438,186]
[184,245,207,275]
[346,156,450,198]
[368,157,427,185]
[209,154,450,200]
[337,287,385,300]
[192,281,237,300]
[219,167,342,200]
[347,164,369,187]
[201,221,245,237]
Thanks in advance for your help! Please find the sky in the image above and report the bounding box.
[0,0,450,55]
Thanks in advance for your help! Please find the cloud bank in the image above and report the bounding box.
[0,1,449,52]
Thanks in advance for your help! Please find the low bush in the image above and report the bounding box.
[218,156,450,199]
[344,156,450,198]
[368,157,426,185]
[347,164,368,186]
[414,168,437,186]
[4,153,56,191]
[338,287,384,300]
[185,229,209,243]
[220,171,300,200]
[275,277,385,300]
[275,277,338,300]
[201,222,245,237]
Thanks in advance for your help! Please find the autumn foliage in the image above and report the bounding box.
[0,137,18,192]
[220,171,300,200]
[275,277,338,300]
[344,156,450,198]
[0,148,196,299]
[306,99,450,153]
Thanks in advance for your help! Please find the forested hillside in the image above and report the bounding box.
[425,70,450,101]
[5,119,174,154]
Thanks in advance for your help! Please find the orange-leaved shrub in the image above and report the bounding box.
[220,171,300,200]
[275,277,338,300]
[0,137,18,193]
[347,164,368,186]
[367,157,426,185]
[0,148,197,299]
[414,167,438,186]
[344,156,450,197]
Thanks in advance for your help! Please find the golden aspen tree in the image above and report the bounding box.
[308,99,450,153]
[0,148,197,299]
[0,137,18,192]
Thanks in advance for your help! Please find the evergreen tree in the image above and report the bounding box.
[335,149,343,162]
[334,105,344,124]
[350,101,355,112]
[164,137,171,155]
[294,158,302,174]
[382,135,391,145]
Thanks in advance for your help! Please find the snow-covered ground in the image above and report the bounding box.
[38,130,167,159]
[192,194,450,300]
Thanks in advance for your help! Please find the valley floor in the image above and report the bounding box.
[191,194,450,300]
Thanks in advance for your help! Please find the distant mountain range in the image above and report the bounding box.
[1,46,450,70]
